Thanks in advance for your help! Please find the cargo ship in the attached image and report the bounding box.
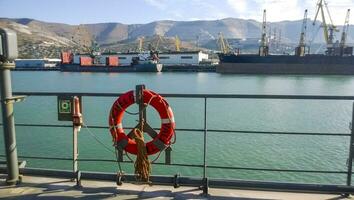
[60,50,217,73]
[217,54,354,75]
[60,51,163,73]
[217,4,354,75]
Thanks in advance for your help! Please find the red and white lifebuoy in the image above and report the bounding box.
[109,89,175,155]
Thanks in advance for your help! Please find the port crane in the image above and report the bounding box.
[295,9,308,56]
[259,9,269,56]
[217,32,231,54]
[154,35,165,51]
[175,35,181,52]
[313,0,339,55]
[137,37,144,52]
[339,9,351,56]
[196,35,200,50]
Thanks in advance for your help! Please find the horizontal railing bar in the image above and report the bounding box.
[1,154,346,174]
[77,158,204,168]
[0,154,203,168]
[4,123,73,128]
[0,155,73,161]
[207,129,350,136]
[12,92,354,100]
[1,123,349,136]
[207,165,347,174]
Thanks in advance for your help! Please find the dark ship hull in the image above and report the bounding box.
[217,54,354,75]
[60,63,162,73]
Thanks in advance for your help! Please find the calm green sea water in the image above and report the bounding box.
[1,71,354,185]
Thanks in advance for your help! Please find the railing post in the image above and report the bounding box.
[136,85,146,129]
[202,97,208,196]
[0,62,20,185]
[72,96,82,187]
[73,125,81,186]
[347,103,354,187]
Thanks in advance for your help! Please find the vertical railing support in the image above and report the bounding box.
[347,104,354,186]
[72,124,80,186]
[347,103,354,185]
[0,62,20,185]
[202,97,208,196]
[165,146,172,165]
[136,85,146,129]
[344,103,354,197]
[117,149,123,162]
[72,96,82,187]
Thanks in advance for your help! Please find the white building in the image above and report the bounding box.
[158,51,209,65]
[115,51,209,66]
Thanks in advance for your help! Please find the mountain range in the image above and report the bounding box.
[0,17,353,58]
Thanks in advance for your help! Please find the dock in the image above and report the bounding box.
[0,174,349,200]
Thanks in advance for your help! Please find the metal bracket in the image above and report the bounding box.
[1,95,26,104]
[201,177,209,196]
[173,173,180,188]
[116,172,124,186]
[0,62,15,70]
[76,171,82,187]
[165,146,172,165]
[18,160,26,169]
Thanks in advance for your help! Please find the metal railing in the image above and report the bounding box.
[1,91,354,195]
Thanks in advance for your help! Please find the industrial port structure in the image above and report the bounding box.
[217,0,354,75]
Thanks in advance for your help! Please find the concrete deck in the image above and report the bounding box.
[0,174,352,200]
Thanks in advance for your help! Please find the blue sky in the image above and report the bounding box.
[0,0,353,24]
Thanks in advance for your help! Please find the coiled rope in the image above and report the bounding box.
[133,128,151,182]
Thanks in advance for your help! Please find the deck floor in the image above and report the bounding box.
[0,174,351,200]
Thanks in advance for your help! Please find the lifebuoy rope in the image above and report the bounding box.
[82,123,123,174]
[109,89,176,183]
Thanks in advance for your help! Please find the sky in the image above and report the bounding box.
[0,0,353,25]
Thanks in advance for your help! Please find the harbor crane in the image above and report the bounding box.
[154,35,165,52]
[137,37,144,52]
[175,35,181,52]
[259,9,269,56]
[339,9,352,56]
[217,32,231,54]
[148,35,164,52]
[196,35,200,50]
[313,0,339,55]
[295,9,308,56]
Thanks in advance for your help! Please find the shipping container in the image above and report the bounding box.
[61,52,72,64]
[80,57,93,66]
[99,56,107,64]
[106,56,119,66]
[73,55,81,64]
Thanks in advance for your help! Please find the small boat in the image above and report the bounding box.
[132,51,163,72]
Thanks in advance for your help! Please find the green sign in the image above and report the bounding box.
[57,96,82,121]
[59,99,72,114]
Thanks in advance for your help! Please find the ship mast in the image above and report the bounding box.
[295,9,308,56]
[259,9,269,56]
